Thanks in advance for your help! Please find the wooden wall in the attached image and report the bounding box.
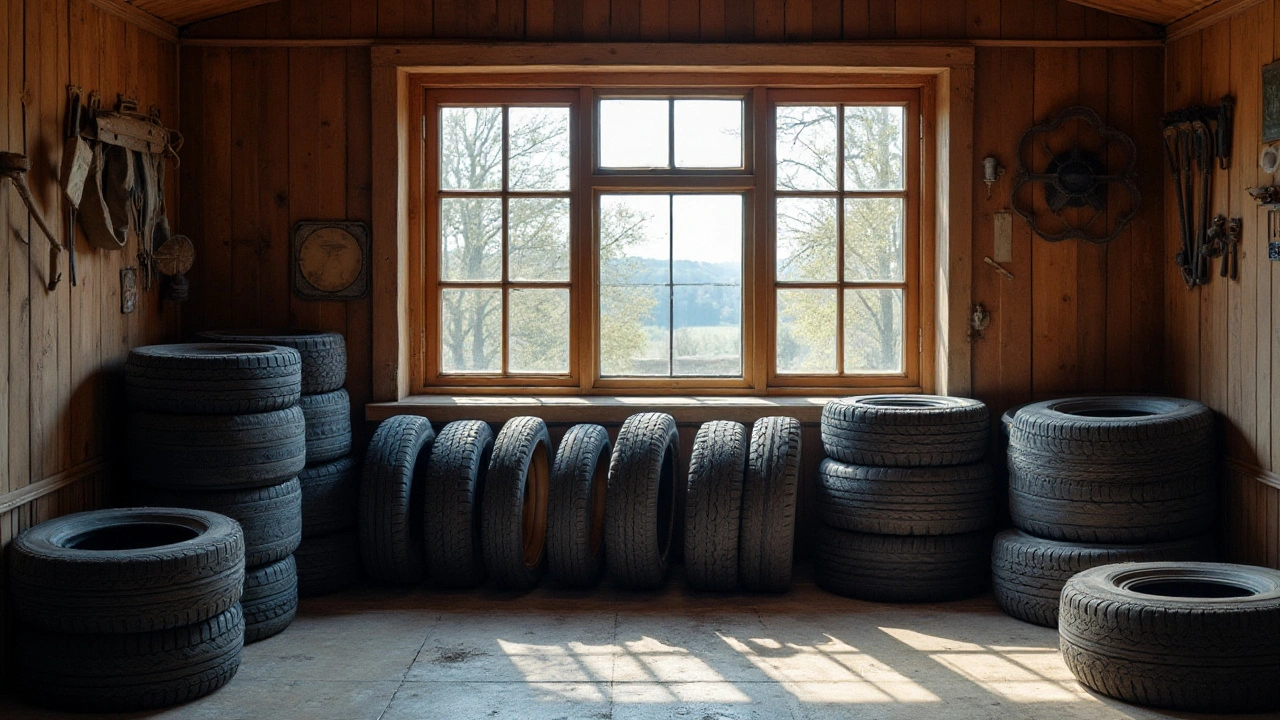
[0,0,180,662]
[1165,3,1280,569]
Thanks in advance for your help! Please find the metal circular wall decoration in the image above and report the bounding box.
[292,221,371,300]
[1011,106,1140,245]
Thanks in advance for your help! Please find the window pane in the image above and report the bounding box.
[599,194,670,285]
[509,288,570,374]
[776,197,837,283]
[440,107,503,190]
[674,285,741,377]
[845,289,904,373]
[777,289,837,374]
[601,284,669,376]
[672,195,742,284]
[509,107,571,191]
[845,106,905,191]
[674,100,743,168]
[775,105,837,191]
[441,197,502,281]
[600,99,669,168]
[844,197,905,282]
[509,198,570,282]
[441,288,502,373]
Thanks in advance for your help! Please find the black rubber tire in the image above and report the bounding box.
[296,531,363,597]
[683,421,746,592]
[1060,562,1280,713]
[13,604,244,713]
[300,456,360,537]
[991,530,1215,628]
[1008,396,1215,543]
[423,420,493,588]
[547,424,612,589]
[481,417,551,591]
[194,329,347,394]
[606,413,679,591]
[7,508,245,634]
[813,524,989,602]
[128,406,307,491]
[816,459,996,536]
[242,555,298,643]
[133,478,302,567]
[740,416,802,593]
[358,415,434,586]
[126,343,302,415]
[300,389,353,465]
[821,395,989,467]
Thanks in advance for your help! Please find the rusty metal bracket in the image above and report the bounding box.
[2,152,65,291]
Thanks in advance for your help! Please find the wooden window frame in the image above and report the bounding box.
[371,43,976,404]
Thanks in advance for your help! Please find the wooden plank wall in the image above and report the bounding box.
[1165,2,1280,569]
[0,0,179,664]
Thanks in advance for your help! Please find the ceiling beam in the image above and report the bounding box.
[83,0,179,42]
[1167,0,1266,41]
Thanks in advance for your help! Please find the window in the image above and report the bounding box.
[421,83,921,393]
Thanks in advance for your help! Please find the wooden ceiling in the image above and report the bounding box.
[116,0,282,27]
[1063,0,1221,25]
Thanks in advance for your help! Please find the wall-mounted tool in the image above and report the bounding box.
[2,152,65,291]
[1226,217,1242,280]
[1164,96,1235,288]
[981,156,1005,200]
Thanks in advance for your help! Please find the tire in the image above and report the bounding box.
[358,415,434,585]
[740,417,802,593]
[813,524,989,602]
[547,424,612,589]
[1009,396,1215,543]
[821,395,989,467]
[13,604,244,713]
[296,531,363,597]
[300,456,360,537]
[991,530,1215,628]
[300,389,352,465]
[242,555,298,643]
[606,413,679,591]
[816,459,995,536]
[481,417,551,591]
[133,479,302,567]
[126,343,301,415]
[1060,562,1280,713]
[683,421,746,592]
[128,407,307,491]
[194,329,346,394]
[7,508,245,634]
[423,420,493,588]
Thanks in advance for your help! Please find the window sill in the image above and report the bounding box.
[366,395,842,425]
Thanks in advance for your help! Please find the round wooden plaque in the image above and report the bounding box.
[298,226,363,293]
[154,235,195,276]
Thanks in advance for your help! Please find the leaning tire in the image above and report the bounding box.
[299,456,360,537]
[358,415,434,585]
[194,329,347,394]
[740,417,801,592]
[300,389,352,465]
[126,343,302,414]
[128,407,306,491]
[7,508,245,634]
[547,424,611,589]
[481,417,551,591]
[1060,562,1280,713]
[242,555,298,643]
[684,421,746,592]
[423,420,493,588]
[134,479,302,567]
[606,413,679,591]
[296,531,363,597]
[816,459,995,536]
[814,524,988,602]
[13,604,244,713]
[821,395,988,467]
[991,530,1215,628]
[1009,396,1215,543]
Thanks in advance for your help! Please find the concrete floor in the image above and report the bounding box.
[0,567,1260,720]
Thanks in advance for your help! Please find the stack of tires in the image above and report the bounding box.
[126,343,305,643]
[993,396,1217,627]
[814,395,994,602]
[196,330,362,598]
[7,508,246,711]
